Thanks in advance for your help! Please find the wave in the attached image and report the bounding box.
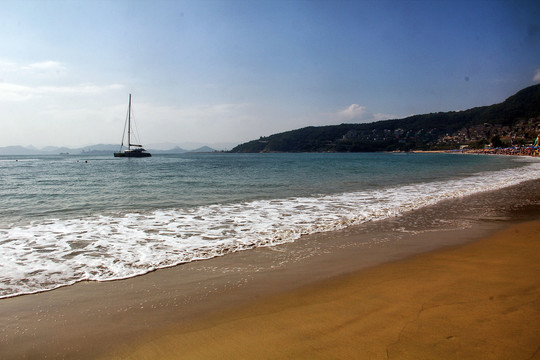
[1,157,540,298]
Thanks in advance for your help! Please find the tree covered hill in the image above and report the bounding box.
[231,84,540,153]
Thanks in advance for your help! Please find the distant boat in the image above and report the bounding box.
[114,94,151,158]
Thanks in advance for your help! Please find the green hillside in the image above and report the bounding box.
[231,84,540,153]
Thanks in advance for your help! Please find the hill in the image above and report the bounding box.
[231,84,540,153]
[0,146,44,155]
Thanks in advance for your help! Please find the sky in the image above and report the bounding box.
[0,0,539,150]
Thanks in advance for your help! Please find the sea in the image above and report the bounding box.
[1,152,540,299]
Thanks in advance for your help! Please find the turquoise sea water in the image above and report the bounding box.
[1,152,539,298]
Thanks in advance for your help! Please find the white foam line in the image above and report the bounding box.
[1,158,540,298]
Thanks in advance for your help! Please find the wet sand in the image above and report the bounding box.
[112,220,540,360]
[1,180,540,359]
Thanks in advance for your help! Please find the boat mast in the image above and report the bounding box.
[128,94,131,151]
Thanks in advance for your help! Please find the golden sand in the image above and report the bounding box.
[109,221,540,360]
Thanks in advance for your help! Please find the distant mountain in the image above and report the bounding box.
[0,146,44,155]
[82,144,118,151]
[230,84,540,153]
[151,146,216,153]
[0,144,218,156]
[147,142,185,151]
[189,146,216,153]
[41,146,70,153]
[151,146,188,154]
[157,142,235,151]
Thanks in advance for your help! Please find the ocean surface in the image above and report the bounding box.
[1,152,540,298]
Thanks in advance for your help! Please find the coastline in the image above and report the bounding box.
[1,179,540,359]
[412,146,540,157]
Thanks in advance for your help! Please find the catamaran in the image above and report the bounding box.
[114,94,152,158]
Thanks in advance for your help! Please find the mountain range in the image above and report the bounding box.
[0,144,218,156]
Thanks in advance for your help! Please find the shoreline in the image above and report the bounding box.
[3,152,539,301]
[1,180,540,359]
[412,146,540,157]
[115,219,540,360]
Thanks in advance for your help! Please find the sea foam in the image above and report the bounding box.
[1,157,540,298]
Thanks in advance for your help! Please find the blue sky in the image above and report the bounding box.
[1,0,539,149]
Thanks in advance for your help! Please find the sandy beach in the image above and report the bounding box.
[112,220,540,360]
[1,180,540,359]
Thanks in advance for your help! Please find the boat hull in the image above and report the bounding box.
[114,150,152,158]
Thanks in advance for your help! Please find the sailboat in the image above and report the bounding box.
[114,94,151,158]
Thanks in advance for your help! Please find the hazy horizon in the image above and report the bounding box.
[0,141,236,152]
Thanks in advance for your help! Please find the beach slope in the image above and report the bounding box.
[112,221,540,360]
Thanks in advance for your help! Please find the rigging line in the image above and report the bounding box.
[129,101,145,147]
[119,102,130,151]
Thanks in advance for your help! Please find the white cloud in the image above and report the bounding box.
[0,83,34,101]
[0,82,124,102]
[338,104,371,120]
[40,83,124,94]
[0,60,18,72]
[336,104,396,123]
[22,61,65,72]
[534,69,540,82]
[0,59,66,76]
[0,59,121,102]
